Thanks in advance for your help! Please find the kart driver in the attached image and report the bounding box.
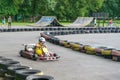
[35,37,50,57]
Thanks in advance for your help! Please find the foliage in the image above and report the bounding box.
[0,0,23,15]
[99,0,120,18]
[1,0,119,22]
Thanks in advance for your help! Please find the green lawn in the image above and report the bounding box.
[0,22,32,27]
[0,22,71,26]
[0,20,120,27]
[97,20,120,27]
[60,22,71,26]
[12,22,31,26]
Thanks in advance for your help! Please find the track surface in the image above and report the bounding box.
[0,31,120,80]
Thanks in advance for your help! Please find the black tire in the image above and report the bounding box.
[0,56,4,59]
[0,68,6,77]
[15,69,43,80]
[19,50,24,57]
[53,53,57,57]
[0,58,13,77]
[4,74,15,80]
[0,60,20,70]
[0,56,13,61]
[103,55,113,59]
[32,54,38,61]
[5,65,31,80]
[0,58,13,62]
[26,75,55,80]
[7,65,31,76]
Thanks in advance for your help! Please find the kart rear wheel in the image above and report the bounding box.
[19,50,24,57]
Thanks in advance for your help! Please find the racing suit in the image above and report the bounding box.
[35,43,49,56]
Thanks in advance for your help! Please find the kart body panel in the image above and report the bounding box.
[19,44,60,61]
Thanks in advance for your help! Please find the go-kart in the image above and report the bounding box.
[19,44,60,61]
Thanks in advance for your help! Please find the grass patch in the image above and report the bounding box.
[0,22,32,26]
[0,20,120,27]
[60,21,71,26]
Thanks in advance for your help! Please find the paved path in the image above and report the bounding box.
[0,32,120,80]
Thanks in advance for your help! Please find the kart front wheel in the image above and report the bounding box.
[32,54,38,61]
[53,53,60,59]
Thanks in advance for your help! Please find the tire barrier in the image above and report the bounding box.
[49,37,60,45]
[0,59,20,77]
[63,41,71,48]
[70,42,81,51]
[0,60,20,76]
[101,48,115,59]
[26,75,55,80]
[0,57,13,62]
[40,32,53,40]
[41,32,120,62]
[79,44,88,53]
[0,56,55,80]
[1,27,120,34]
[15,69,43,80]
[0,60,20,70]
[6,65,32,79]
[0,57,13,77]
[95,47,107,56]
[45,28,120,36]
[84,45,96,55]
[59,40,67,46]
[112,50,120,61]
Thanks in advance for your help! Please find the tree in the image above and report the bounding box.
[68,0,88,20]
[18,0,31,22]
[47,0,56,16]
[54,0,104,21]
[54,0,69,20]
[37,0,49,16]
[100,0,120,18]
[86,0,104,16]
[0,0,23,15]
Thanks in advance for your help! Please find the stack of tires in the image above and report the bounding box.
[26,75,54,80]
[70,42,82,51]
[112,49,120,61]
[63,41,72,48]
[95,46,107,56]
[101,48,115,59]
[41,32,120,62]
[84,45,96,55]
[0,56,20,79]
[0,56,55,80]
[59,40,67,46]
[15,69,43,80]
[6,65,32,80]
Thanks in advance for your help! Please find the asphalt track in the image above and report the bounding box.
[0,31,120,80]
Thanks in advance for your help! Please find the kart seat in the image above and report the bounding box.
[27,47,34,51]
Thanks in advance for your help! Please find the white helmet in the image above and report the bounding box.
[39,37,46,42]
